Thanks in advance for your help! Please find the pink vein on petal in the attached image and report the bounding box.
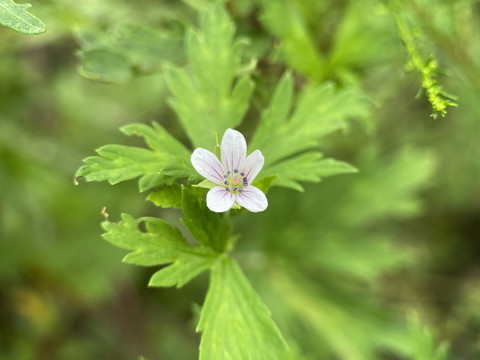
[209,165,223,180]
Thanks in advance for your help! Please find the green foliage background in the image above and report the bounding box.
[1,0,480,359]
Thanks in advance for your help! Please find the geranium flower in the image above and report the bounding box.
[191,129,268,213]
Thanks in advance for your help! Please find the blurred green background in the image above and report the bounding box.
[1,0,479,359]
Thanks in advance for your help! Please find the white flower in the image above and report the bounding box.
[191,129,268,213]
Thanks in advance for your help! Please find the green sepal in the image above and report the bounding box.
[213,132,221,158]
[194,179,218,190]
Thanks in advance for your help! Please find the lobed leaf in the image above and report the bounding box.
[121,122,190,159]
[197,256,289,360]
[305,231,412,282]
[251,72,367,191]
[164,3,254,149]
[76,122,194,192]
[336,147,437,226]
[250,72,293,149]
[77,144,166,186]
[263,265,403,360]
[259,0,324,80]
[263,145,437,283]
[0,0,45,35]
[261,152,358,192]
[253,75,369,166]
[252,175,277,194]
[102,213,218,288]
[77,24,183,84]
[408,313,449,360]
[78,48,132,84]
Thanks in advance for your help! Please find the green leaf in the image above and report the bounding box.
[161,159,193,179]
[77,144,165,183]
[102,213,219,288]
[78,48,132,83]
[165,3,254,149]
[408,313,450,360]
[261,152,358,192]
[259,0,324,80]
[76,122,194,192]
[252,175,277,194]
[263,145,436,283]
[330,1,396,73]
[261,265,402,360]
[0,0,45,35]
[250,72,293,153]
[180,187,230,253]
[305,231,412,282]
[337,146,437,226]
[197,257,289,360]
[253,77,369,166]
[148,183,183,209]
[250,72,366,190]
[76,24,183,84]
[122,122,191,160]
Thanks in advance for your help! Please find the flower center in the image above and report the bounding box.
[223,169,248,194]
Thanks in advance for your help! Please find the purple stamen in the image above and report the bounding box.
[239,189,243,193]
[227,171,231,175]
[223,175,228,179]
[224,181,229,185]
[234,169,238,173]
[232,187,237,192]
[225,187,230,192]
[240,172,244,176]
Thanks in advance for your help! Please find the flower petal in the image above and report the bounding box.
[191,148,225,184]
[206,187,236,212]
[242,150,264,183]
[236,185,268,212]
[221,128,247,173]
